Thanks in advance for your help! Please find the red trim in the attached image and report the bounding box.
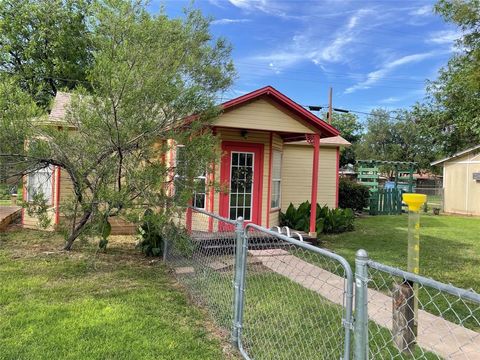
[186,204,192,234]
[309,134,320,234]
[168,140,175,196]
[221,86,339,138]
[51,167,56,206]
[266,132,273,228]
[21,175,26,225]
[55,167,61,225]
[219,141,264,226]
[208,161,215,232]
[335,147,340,208]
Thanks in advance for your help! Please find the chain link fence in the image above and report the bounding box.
[415,185,444,212]
[165,207,479,359]
[165,210,238,333]
[355,252,480,359]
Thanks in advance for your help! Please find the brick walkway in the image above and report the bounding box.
[0,206,21,231]
[249,249,480,360]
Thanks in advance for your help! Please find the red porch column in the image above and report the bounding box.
[208,161,215,232]
[186,201,193,234]
[309,134,320,237]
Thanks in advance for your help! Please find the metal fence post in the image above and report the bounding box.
[162,238,168,262]
[232,216,244,348]
[354,249,369,360]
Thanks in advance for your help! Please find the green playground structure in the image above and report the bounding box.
[356,160,417,215]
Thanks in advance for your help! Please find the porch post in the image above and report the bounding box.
[208,161,215,232]
[186,202,193,234]
[309,133,320,237]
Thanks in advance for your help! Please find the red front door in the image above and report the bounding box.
[219,142,264,225]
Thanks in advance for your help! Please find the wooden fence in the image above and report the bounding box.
[369,188,403,215]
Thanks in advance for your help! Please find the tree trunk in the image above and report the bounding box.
[63,210,92,250]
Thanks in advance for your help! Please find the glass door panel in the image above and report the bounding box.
[229,151,254,221]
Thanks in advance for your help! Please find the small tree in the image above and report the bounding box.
[0,0,234,250]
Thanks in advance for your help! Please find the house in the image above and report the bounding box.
[431,145,480,216]
[23,86,350,236]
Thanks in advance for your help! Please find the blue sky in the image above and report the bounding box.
[152,0,459,121]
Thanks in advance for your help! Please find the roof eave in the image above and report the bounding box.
[431,144,480,166]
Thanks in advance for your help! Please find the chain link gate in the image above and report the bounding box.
[231,222,354,360]
[165,208,354,360]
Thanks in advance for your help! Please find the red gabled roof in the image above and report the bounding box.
[221,86,339,138]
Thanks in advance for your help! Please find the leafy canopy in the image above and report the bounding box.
[1,0,235,250]
[417,0,480,154]
[0,0,93,108]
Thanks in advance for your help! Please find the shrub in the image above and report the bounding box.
[136,209,196,257]
[279,201,354,235]
[137,209,164,257]
[338,178,370,212]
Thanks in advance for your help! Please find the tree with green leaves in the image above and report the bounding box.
[417,0,480,155]
[0,0,234,250]
[356,109,440,172]
[0,0,93,108]
[327,112,362,166]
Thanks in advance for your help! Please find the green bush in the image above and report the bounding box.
[338,178,370,212]
[279,201,354,235]
[137,209,164,257]
[137,209,196,257]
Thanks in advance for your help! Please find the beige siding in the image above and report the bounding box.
[215,98,316,134]
[59,168,74,201]
[269,210,280,227]
[268,133,284,227]
[443,152,480,216]
[281,144,337,210]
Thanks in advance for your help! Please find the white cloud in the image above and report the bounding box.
[426,30,460,45]
[379,96,401,104]
[409,5,432,17]
[225,0,291,18]
[345,52,437,94]
[244,8,374,73]
[211,18,252,25]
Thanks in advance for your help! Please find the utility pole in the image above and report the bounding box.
[328,87,333,124]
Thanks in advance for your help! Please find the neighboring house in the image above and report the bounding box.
[23,86,350,236]
[431,145,480,216]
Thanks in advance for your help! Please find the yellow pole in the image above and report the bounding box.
[402,193,427,333]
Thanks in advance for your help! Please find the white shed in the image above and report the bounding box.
[431,145,480,216]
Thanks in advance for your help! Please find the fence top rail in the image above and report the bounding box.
[190,206,237,225]
[367,259,480,304]
[244,222,354,283]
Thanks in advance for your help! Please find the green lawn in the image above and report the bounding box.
[0,229,230,360]
[322,214,480,292]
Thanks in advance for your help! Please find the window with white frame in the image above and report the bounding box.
[27,166,54,203]
[174,145,206,209]
[271,150,282,209]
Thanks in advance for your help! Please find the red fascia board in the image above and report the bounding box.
[221,86,340,138]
